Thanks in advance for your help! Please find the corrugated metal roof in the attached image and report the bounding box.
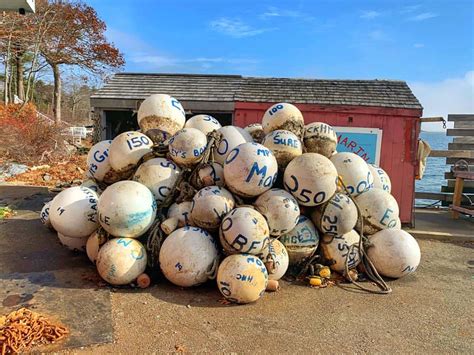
[91,73,422,109]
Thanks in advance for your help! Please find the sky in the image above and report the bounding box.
[87,0,474,131]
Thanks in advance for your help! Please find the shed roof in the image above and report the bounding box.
[91,73,422,110]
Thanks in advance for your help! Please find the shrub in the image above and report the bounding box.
[0,103,72,165]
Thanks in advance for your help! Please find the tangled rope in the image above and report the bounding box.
[297,178,391,294]
[0,308,69,354]
[144,130,223,268]
[338,177,392,294]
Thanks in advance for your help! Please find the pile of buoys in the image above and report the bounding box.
[40,94,421,303]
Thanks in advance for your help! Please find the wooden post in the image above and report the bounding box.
[452,177,464,219]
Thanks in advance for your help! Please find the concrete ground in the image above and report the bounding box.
[408,208,474,242]
[1,185,473,354]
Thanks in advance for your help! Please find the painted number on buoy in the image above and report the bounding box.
[126,136,150,150]
[285,175,325,204]
[268,104,284,116]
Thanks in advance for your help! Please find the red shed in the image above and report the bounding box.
[91,73,423,226]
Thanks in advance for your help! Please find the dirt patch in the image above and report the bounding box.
[4,155,87,188]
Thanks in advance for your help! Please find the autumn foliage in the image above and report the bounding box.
[0,103,71,164]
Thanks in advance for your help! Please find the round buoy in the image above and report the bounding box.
[224,142,278,197]
[213,126,253,165]
[133,158,180,203]
[96,238,147,285]
[219,207,270,255]
[261,130,303,168]
[368,164,392,193]
[167,201,194,227]
[192,162,225,189]
[321,230,361,272]
[367,229,421,278]
[137,94,186,135]
[40,201,52,229]
[254,188,300,236]
[159,226,219,287]
[185,114,222,135]
[86,140,112,182]
[283,153,338,206]
[311,193,358,236]
[394,217,402,229]
[168,128,208,166]
[330,152,373,197]
[50,186,99,238]
[355,188,399,235]
[304,122,338,158]
[280,215,319,265]
[98,181,157,238]
[109,131,153,173]
[217,254,268,304]
[57,232,88,252]
[190,186,235,230]
[86,229,108,263]
[244,123,265,143]
[262,239,289,281]
[262,103,304,137]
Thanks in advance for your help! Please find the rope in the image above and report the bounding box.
[0,308,69,354]
[338,177,392,294]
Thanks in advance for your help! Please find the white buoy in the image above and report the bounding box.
[50,186,99,238]
[185,114,222,135]
[304,122,338,158]
[57,232,88,252]
[159,226,219,287]
[98,181,157,238]
[217,254,268,304]
[168,128,208,166]
[262,239,289,281]
[96,238,147,285]
[244,123,265,143]
[280,215,319,265]
[109,131,153,173]
[40,201,52,229]
[167,201,194,227]
[86,140,112,182]
[192,162,225,189]
[190,186,235,230]
[137,94,186,135]
[254,188,300,236]
[355,188,399,235]
[86,229,108,263]
[213,126,253,165]
[261,130,303,168]
[311,193,358,236]
[262,103,304,137]
[219,207,270,255]
[81,179,101,195]
[367,229,421,278]
[284,153,338,206]
[330,152,373,197]
[321,230,361,272]
[224,142,278,198]
[133,158,180,203]
[368,164,392,193]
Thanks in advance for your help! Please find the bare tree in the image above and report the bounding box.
[38,1,124,123]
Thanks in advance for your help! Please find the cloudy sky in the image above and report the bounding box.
[87,0,473,131]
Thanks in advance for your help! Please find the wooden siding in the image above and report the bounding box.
[234,101,422,225]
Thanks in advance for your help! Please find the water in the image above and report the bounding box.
[415,132,453,205]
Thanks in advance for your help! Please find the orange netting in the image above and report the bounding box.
[0,308,69,354]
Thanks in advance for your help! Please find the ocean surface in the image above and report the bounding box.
[415,131,453,205]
